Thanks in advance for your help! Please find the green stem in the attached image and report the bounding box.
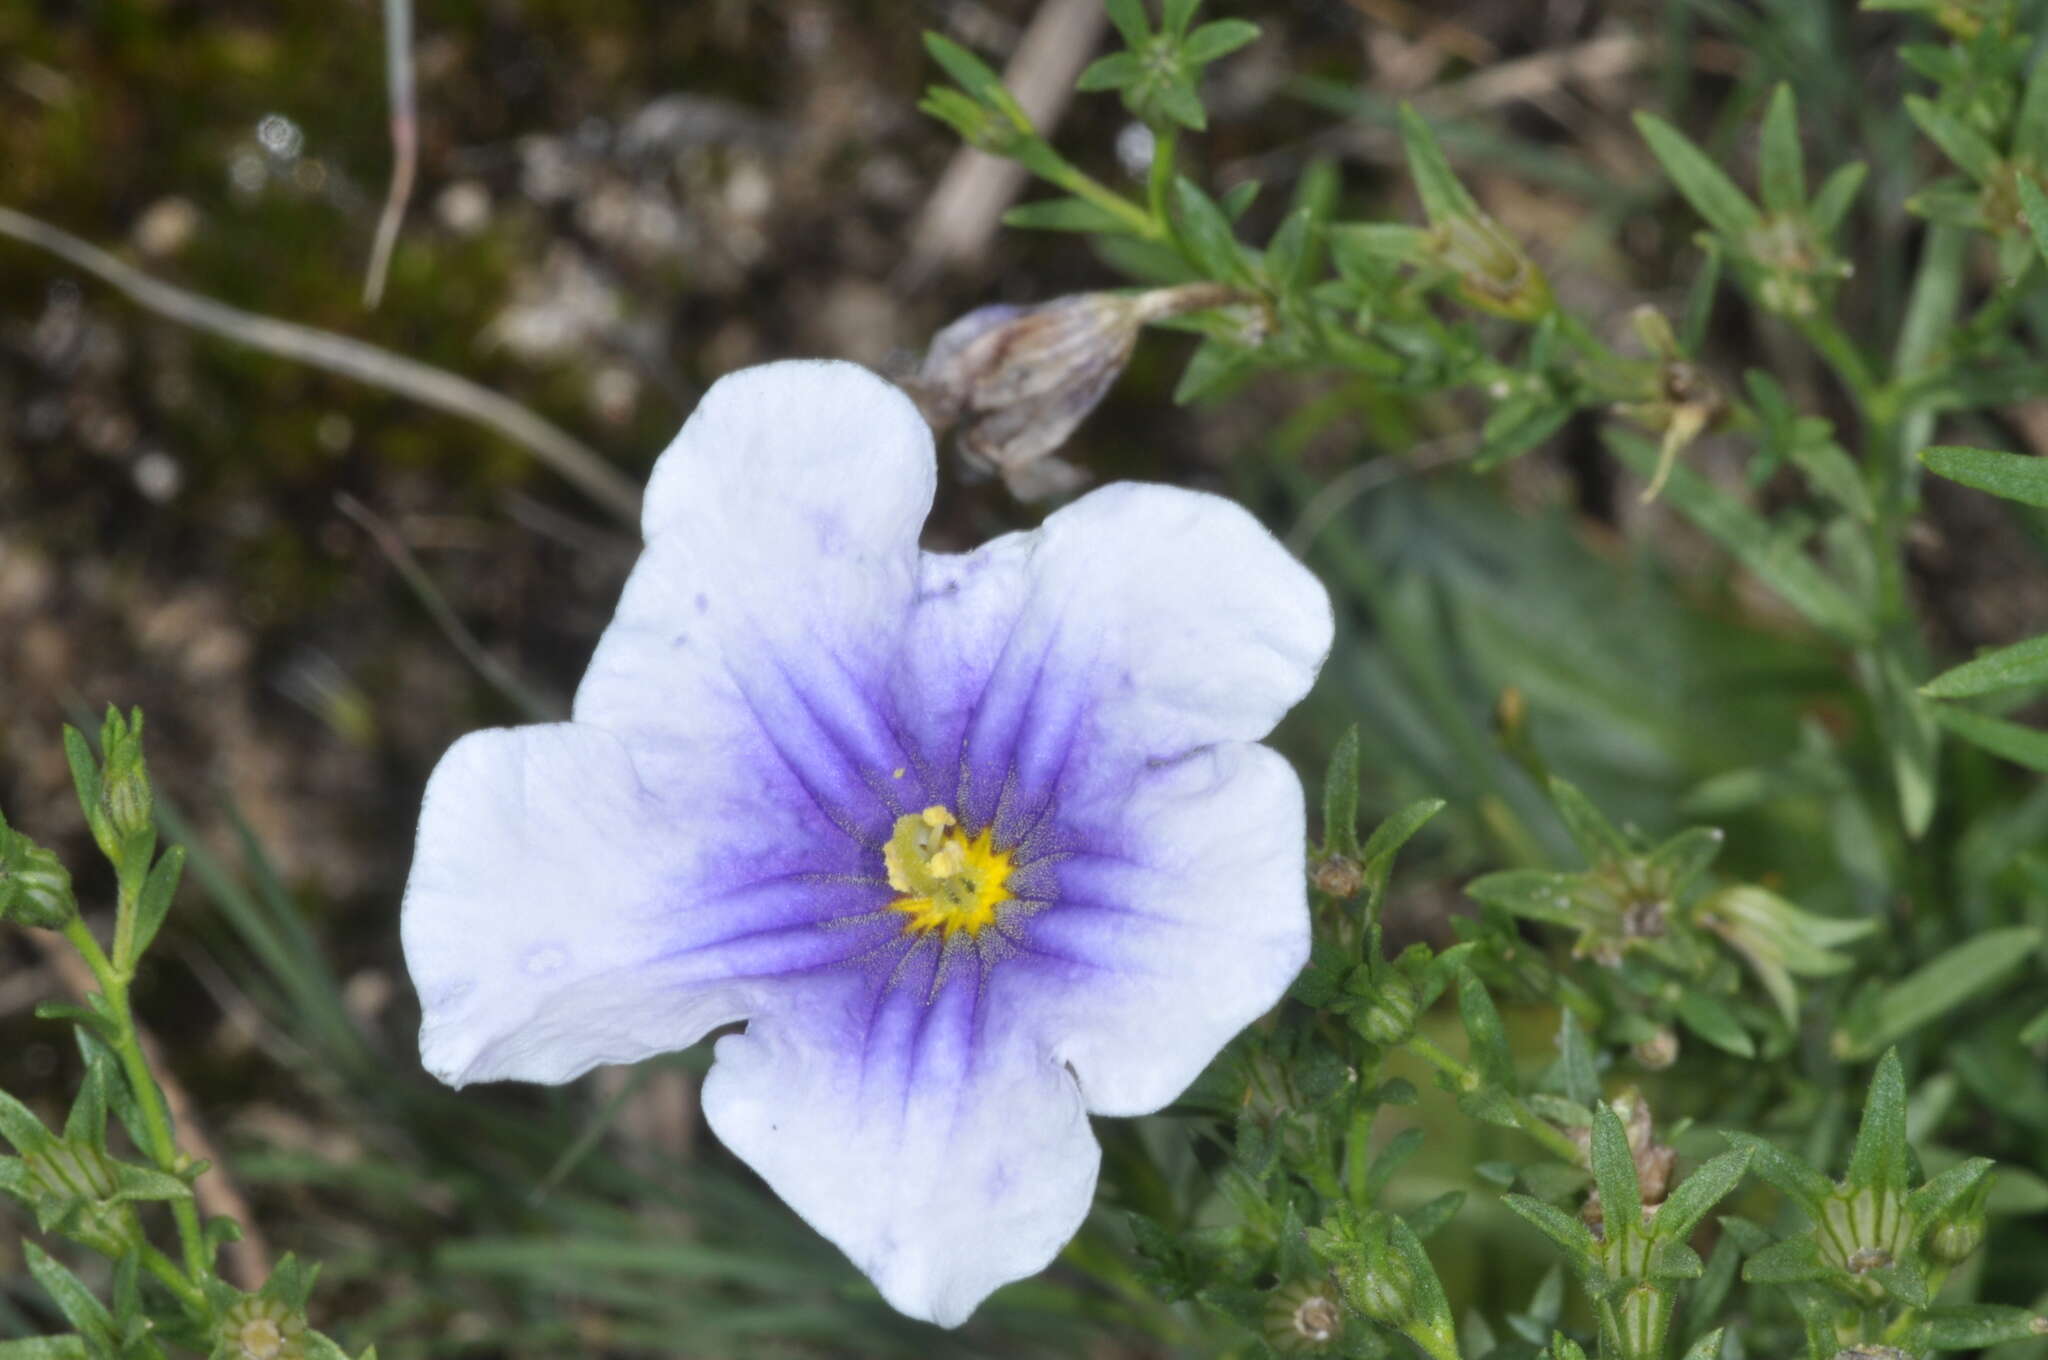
[1798,312,1886,416]
[62,917,213,1285]
[1403,1032,1585,1165]
[142,1243,209,1314]
[1147,125,1178,230]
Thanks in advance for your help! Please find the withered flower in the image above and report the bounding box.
[911,282,1249,499]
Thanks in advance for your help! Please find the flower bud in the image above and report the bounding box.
[219,1295,307,1360]
[97,708,154,851]
[1927,1216,1985,1264]
[1336,1242,1418,1330]
[1264,1279,1346,1355]
[1427,213,1552,321]
[909,283,1249,498]
[0,816,78,931]
[1925,1175,1991,1265]
[1353,972,1420,1048]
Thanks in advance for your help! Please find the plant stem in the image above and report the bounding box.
[62,917,213,1285]
[1403,1032,1586,1165]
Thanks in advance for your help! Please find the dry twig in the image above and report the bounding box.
[0,205,642,524]
[362,0,418,309]
[900,0,1108,285]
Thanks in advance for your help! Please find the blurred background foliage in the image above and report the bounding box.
[4,0,2048,1355]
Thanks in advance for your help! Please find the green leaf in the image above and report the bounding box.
[23,1243,114,1347]
[1321,725,1362,857]
[1605,428,1872,644]
[1218,180,1260,221]
[1914,1304,2048,1348]
[1679,1328,1726,1360]
[1502,1195,1598,1270]
[1654,1146,1754,1243]
[1403,1188,1466,1240]
[1589,1102,1642,1230]
[1170,176,1253,284]
[1398,104,1484,225]
[1932,704,2048,773]
[1465,870,1584,928]
[1263,206,1318,296]
[1675,990,1755,1058]
[1921,444,2048,507]
[1457,970,1516,1091]
[1844,1049,1910,1193]
[0,1340,90,1359]
[123,844,183,971]
[1548,777,1629,864]
[1758,84,1805,218]
[923,33,1024,125]
[1905,95,2003,183]
[0,1089,55,1155]
[1838,927,2043,1056]
[1160,0,1201,38]
[61,726,101,843]
[1104,0,1150,49]
[1171,335,1253,403]
[1183,19,1259,64]
[1721,1132,1831,1211]
[1075,51,1142,94]
[2013,173,2048,270]
[1368,1127,1427,1203]
[1740,1233,1827,1284]
[1922,633,2048,698]
[1906,1157,1993,1224]
[1808,161,1868,236]
[1001,196,1132,233]
[1556,1009,1598,1108]
[1360,799,1446,922]
[1633,112,1762,241]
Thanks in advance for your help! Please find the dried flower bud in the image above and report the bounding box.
[1631,1027,1679,1071]
[910,283,1248,498]
[1311,854,1365,899]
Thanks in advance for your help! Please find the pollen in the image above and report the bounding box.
[883,804,1014,939]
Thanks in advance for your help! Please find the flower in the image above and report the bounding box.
[401,360,1332,1325]
[909,283,1250,500]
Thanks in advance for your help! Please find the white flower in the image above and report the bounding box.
[401,360,1332,1326]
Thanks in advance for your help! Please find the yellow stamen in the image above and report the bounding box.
[882,805,1014,940]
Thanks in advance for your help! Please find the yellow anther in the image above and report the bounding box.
[882,805,1014,940]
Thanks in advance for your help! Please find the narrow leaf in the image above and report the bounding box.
[1758,84,1805,218]
[1922,634,2048,698]
[1839,927,2043,1056]
[1933,705,2048,774]
[1844,1049,1910,1193]
[1322,724,1362,856]
[1921,445,2048,507]
[1634,112,1762,240]
[1589,1103,1642,1230]
[1654,1146,1754,1243]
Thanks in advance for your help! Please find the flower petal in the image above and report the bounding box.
[701,961,1099,1327]
[891,483,1331,832]
[575,360,940,839]
[1006,741,1311,1116]
[403,724,896,1087]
